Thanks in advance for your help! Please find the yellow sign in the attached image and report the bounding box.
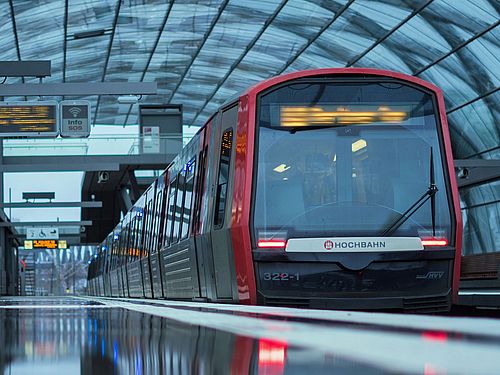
[0,103,58,136]
[24,239,68,250]
[33,239,58,249]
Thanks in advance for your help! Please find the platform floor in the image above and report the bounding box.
[1,297,500,374]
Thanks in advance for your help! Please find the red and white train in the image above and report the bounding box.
[88,68,462,312]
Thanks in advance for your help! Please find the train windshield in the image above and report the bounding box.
[254,79,452,243]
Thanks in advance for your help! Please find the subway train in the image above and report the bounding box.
[87,68,462,312]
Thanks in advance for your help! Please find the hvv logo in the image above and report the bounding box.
[416,271,444,280]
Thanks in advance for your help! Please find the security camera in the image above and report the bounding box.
[457,167,469,179]
[97,171,109,184]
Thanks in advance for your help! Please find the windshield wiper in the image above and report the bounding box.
[381,147,438,237]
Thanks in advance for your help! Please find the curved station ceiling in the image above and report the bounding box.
[0,0,497,158]
[0,0,498,253]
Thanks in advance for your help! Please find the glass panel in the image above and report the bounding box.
[460,180,500,255]
[165,179,177,247]
[181,159,196,239]
[255,79,452,241]
[448,91,499,159]
[0,3,19,62]
[418,28,500,110]
[172,173,185,243]
[289,0,419,71]
[356,0,499,73]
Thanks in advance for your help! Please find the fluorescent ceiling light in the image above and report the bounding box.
[273,164,291,173]
[352,139,367,152]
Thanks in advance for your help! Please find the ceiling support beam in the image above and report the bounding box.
[0,154,170,172]
[0,82,157,96]
[0,201,102,208]
[0,221,92,227]
[62,0,68,86]
[455,159,500,189]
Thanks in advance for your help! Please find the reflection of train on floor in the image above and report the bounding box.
[87,68,462,312]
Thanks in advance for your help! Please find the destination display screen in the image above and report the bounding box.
[24,240,60,249]
[279,104,410,127]
[0,102,58,137]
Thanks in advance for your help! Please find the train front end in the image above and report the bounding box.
[246,69,461,312]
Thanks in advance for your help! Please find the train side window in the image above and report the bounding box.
[172,172,185,244]
[193,146,207,233]
[165,177,178,246]
[135,213,142,260]
[152,190,163,253]
[214,127,234,228]
[128,219,134,264]
[144,200,154,256]
[181,158,196,239]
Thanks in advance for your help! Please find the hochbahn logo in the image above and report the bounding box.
[324,240,387,250]
[324,240,334,250]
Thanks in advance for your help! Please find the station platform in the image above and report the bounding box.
[1,297,500,374]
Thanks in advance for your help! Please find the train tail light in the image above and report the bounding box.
[257,231,287,249]
[421,238,448,247]
[257,240,287,249]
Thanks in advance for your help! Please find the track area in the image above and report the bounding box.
[1,297,500,374]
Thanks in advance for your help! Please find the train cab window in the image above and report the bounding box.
[214,127,234,228]
[172,172,186,243]
[254,80,452,241]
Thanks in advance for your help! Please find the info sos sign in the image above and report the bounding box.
[60,100,91,138]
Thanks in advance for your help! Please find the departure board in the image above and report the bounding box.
[0,101,58,137]
[33,240,58,249]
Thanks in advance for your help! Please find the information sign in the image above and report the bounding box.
[0,101,58,137]
[60,100,90,138]
[24,239,67,249]
[26,227,59,240]
[33,239,58,249]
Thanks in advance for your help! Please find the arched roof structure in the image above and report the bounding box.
[0,0,498,254]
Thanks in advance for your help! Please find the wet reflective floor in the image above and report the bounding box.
[1,297,500,374]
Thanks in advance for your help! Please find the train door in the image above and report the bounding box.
[119,221,129,298]
[194,119,219,301]
[104,234,112,296]
[142,187,155,298]
[192,131,210,300]
[209,104,239,301]
[150,177,166,299]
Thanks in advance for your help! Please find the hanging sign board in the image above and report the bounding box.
[26,227,59,240]
[0,101,58,137]
[60,100,91,138]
